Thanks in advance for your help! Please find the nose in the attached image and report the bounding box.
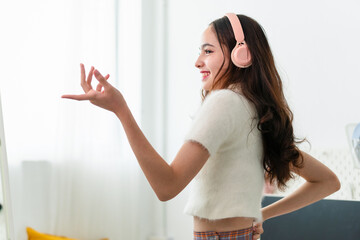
[195,55,204,68]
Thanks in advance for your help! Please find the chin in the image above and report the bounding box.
[202,82,212,91]
[202,86,210,91]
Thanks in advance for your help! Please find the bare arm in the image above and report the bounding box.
[115,103,209,201]
[261,151,341,221]
[62,64,210,201]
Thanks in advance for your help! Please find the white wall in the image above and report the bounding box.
[164,0,360,239]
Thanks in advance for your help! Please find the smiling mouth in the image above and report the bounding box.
[202,72,210,81]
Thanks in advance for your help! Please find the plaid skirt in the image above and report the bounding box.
[194,226,253,240]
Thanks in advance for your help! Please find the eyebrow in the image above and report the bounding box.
[199,43,216,50]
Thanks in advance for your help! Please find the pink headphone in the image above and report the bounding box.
[225,13,252,68]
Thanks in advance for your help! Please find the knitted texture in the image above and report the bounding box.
[184,89,265,222]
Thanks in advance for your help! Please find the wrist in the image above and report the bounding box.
[113,101,128,118]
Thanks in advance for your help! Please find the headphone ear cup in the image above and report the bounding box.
[231,44,252,68]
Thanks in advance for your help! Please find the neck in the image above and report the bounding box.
[228,83,243,95]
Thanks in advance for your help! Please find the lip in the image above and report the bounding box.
[200,71,210,81]
[202,74,210,81]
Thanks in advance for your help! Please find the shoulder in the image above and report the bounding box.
[205,89,242,102]
[203,89,246,110]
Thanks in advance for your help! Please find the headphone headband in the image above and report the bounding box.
[225,13,245,43]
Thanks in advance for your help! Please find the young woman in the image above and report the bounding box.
[62,13,341,240]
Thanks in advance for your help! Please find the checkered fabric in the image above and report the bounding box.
[194,226,253,240]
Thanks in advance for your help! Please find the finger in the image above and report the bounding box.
[252,233,260,240]
[253,227,263,235]
[80,63,91,92]
[61,94,92,101]
[254,223,262,229]
[96,83,103,92]
[80,63,86,84]
[95,74,110,92]
[256,226,264,234]
[86,66,95,87]
[94,69,111,88]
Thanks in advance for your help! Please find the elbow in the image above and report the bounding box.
[157,192,170,202]
[157,192,176,202]
[334,176,341,192]
[158,196,170,202]
[155,176,181,202]
[157,194,174,202]
[329,173,341,193]
[154,174,182,202]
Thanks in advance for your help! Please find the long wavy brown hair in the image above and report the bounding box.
[204,14,308,191]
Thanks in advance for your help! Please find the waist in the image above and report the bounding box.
[193,216,254,232]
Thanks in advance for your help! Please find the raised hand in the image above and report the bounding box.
[62,63,126,114]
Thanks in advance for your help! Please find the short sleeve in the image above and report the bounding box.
[184,90,241,156]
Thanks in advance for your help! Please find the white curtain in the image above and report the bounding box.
[0,0,160,239]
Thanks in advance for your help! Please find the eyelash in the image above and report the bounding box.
[199,50,213,55]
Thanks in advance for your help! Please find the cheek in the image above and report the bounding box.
[211,57,228,74]
[208,56,223,71]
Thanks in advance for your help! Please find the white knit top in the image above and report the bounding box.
[183,88,265,222]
